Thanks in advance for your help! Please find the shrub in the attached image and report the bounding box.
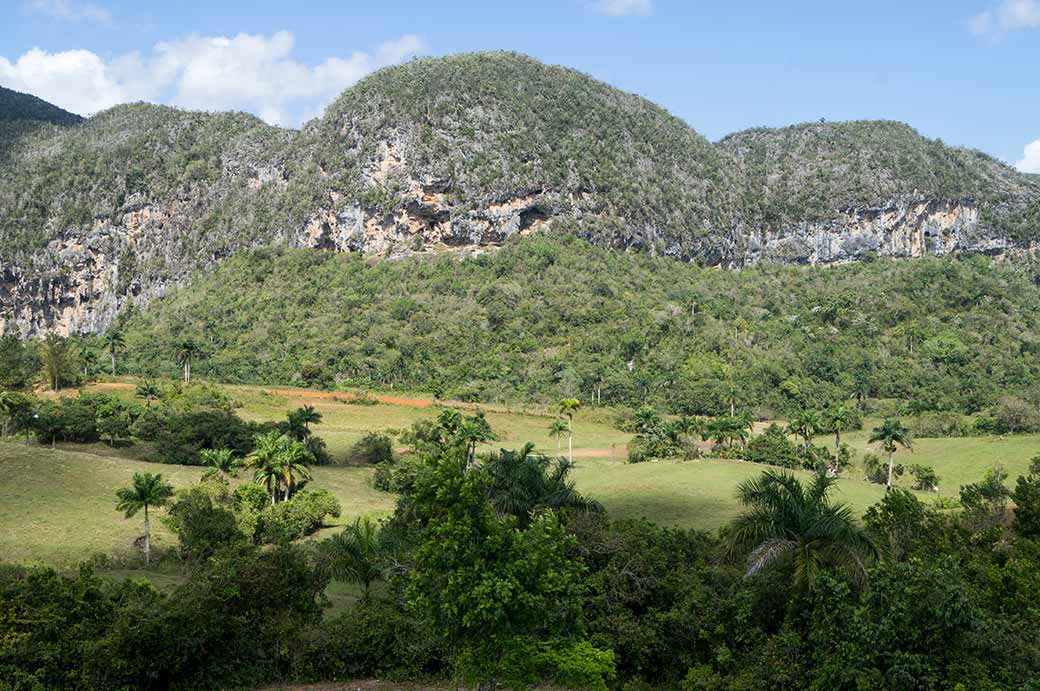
[909,464,941,492]
[911,411,975,438]
[744,424,800,468]
[864,453,903,485]
[152,410,261,465]
[345,431,394,465]
[164,484,245,561]
[373,455,425,493]
[256,490,342,544]
[989,396,1040,434]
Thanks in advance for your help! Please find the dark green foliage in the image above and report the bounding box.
[0,335,38,390]
[150,409,262,465]
[345,431,394,465]
[0,86,82,126]
[255,489,342,544]
[744,423,801,468]
[909,463,941,492]
[120,239,1040,416]
[164,484,246,561]
[485,442,602,527]
[290,597,446,681]
[1011,473,1040,539]
[31,392,141,444]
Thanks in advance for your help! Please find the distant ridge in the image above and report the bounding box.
[0,85,83,126]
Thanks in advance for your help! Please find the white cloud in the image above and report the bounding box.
[596,0,652,17]
[970,0,1040,33]
[28,0,110,22]
[1017,139,1040,174]
[0,31,425,126]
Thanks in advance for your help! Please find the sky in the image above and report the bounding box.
[0,0,1036,172]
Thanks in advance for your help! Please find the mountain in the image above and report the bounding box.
[0,85,83,126]
[1,51,1038,337]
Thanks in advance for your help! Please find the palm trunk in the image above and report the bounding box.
[567,416,573,464]
[183,360,190,383]
[886,450,895,488]
[556,437,561,458]
[111,352,116,376]
[834,431,840,454]
[144,504,151,565]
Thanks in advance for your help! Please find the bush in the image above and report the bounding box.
[988,396,1040,434]
[864,453,903,485]
[345,431,394,465]
[290,597,446,681]
[373,455,426,493]
[256,490,342,544]
[909,464,941,492]
[744,424,800,468]
[164,484,246,561]
[152,410,262,465]
[911,411,975,438]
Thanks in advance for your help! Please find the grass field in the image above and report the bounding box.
[2,378,1038,570]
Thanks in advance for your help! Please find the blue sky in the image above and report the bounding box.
[1,0,1037,171]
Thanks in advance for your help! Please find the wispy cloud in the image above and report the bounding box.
[1017,139,1040,174]
[596,0,652,17]
[0,31,425,126]
[28,0,110,22]
[970,0,1040,33]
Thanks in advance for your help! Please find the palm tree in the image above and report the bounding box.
[485,442,602,528]
[38,334,69,392]
[456,415,496,470]
[319,516,385,599]
[134,380,162,408]
[548,418,569,458]
[827,405,854,454]
[200,448,241,480]
[296,405,322,433]
[79,346,98,380]
[104,330,126,376]
[869,419,913,488]
[175,340,203,383]
[786,410,822,456]
[246,432,312,503]
[276,437,313,500]
[728,469,877,592]
[115,472,174,565]
[246,431,285,504]
[558,398,581,464]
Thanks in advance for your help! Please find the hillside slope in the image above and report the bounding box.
[1,51,1038,336]
[118,236,1040,416]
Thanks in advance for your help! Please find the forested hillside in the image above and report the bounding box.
[2,51,1038,337]
[118,235,1040,417]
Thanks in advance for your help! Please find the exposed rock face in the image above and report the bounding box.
[1,53,1038,337]
[744,198,1002,265]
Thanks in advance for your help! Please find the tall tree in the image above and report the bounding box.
[38,334,69,392]
[827,404,854,453]
[175,340,203,383]
[869,418,913,488]
[548,418,569,458]
[558,398,581,464]
[296,405,322,433]
[786,409,822,456]
[246,431,312,503]
[115,472,174,564]
[104,330,126,376]
[0,390,19,438]
[78,346,98,379]
[728,469,877,592]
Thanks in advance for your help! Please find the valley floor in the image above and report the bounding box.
[3,379,1038,571]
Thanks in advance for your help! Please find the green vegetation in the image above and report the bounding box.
[0,85,82,126]
[114,237,1040,420]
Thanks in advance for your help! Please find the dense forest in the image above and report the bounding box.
[98,234,1040,419]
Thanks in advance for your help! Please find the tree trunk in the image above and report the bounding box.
[886,450,895,488]
[834,431,840,453]
[568,417,573,464]
[184,360,190,383]
[556,436,561,458]
[110,352,116,376]
[144,505,151,565]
